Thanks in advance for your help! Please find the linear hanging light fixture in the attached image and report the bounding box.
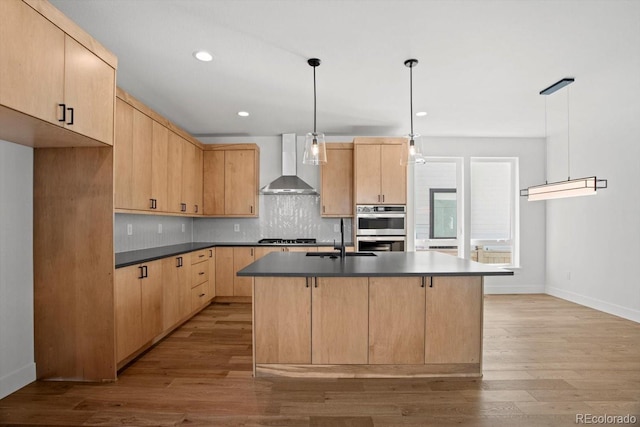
[520,77,607,201]
[401,59,425,165]
[302,58,327,165]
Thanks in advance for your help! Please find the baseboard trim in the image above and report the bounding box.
[546,286,640,323]
[484,284,545,294]
[0,362,36,399]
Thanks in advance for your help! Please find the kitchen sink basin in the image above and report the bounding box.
[306,251,377,257]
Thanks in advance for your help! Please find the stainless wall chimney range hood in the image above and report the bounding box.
[260,133,318,195]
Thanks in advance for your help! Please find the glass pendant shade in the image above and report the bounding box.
[303,132,327,165]
[401,133,425,165]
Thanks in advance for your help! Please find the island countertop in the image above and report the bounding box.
[237,251,514,277]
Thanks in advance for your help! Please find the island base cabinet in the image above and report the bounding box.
[312,277,368,364]
[254,277,311,364]
[425,276,483,364]
[369,277,425,364]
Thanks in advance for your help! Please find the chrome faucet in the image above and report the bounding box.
[333,218,346,258]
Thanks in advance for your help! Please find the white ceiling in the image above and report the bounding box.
[49,0,635,139]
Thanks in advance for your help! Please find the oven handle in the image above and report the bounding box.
[356,236,407,242]
[356,214,406,218]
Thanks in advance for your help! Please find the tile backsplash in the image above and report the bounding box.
[194,195,352,243]
[114,214,193,252]
[115,195,352,253]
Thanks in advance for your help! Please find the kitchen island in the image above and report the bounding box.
[238,251,513,378]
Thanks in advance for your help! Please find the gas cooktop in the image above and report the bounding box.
[258,238,317,245]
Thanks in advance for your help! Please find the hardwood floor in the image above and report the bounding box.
[1,295,639,426]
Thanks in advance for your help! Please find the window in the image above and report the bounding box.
[470,158,519,266]
[413,158,461,252]
[430,189,457,239]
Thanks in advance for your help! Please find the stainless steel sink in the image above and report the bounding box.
[306,251,377,257]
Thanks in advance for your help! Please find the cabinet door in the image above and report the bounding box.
[255,277,311,363]
[225,150,257,216]
[166,132,184,213]
[0,0,65,126]
[114,265,142,363]
[312,277,368,364]
[203,150,225,215]
[193,147,203,215]
[207,249,216,299]
[425,276,482,364]
[140,261,163,343]
[321,146,353,216]
[215,247,234,296]
[380,145,406,204]
[114,98,133,209]
[354,144,381,204]
[162,255,191,330]
[181,140,196,214]
[369,277,425,364]
[151,121,169,212]
[233,247,255,296]
[131,109,153,210]
[63,35,115,145]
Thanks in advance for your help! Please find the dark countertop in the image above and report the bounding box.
[237,251,514,277]
[115,241,354,268]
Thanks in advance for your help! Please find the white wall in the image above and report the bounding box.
[544,2,640,322]
[420,137,547,294]
[0,140,35,399]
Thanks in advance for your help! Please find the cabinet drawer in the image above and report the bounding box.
[191,283,208,310]
[190,249,209,264]
[191,261,209,286]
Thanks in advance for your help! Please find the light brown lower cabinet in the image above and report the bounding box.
[207,248,216,299]
[253,275,484,377]
[369,277,425,364]
[425,276,482,364]
[115,248,216,367]
[190,249,210,309]
[114,260,163,363]
[254,277,311,364]
[162,255,191,330]
[214,246,255,297]
[311,277,369,364]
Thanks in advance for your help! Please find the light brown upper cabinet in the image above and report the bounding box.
[320,143,353,217]
[181,139,203,215]
[203,144,260,217]
[0,0,116,147]
[354,138,406,205]
[114,88,204,216]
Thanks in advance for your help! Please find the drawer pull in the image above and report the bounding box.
[198,272,205,276]
[199,293,205,297]
[199,254,205,258]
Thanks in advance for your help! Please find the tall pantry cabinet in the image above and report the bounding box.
[0,0,120,381]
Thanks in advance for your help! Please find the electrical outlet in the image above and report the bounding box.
[181,223,185,233]
[158,223,163,234]
[234,224,240,232]
[334,224,340,233]
[127,224,133,236]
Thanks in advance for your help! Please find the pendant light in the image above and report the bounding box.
[303,58,327,165]
[401,58,425,165]
[520,78,607,201]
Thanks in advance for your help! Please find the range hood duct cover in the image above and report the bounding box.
[261,133,318,195]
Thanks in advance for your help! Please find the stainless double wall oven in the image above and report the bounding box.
[355,205,406,252]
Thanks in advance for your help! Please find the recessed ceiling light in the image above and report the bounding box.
[416,111,428,117]
[193,50,213,62]
[237,111,249,117]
